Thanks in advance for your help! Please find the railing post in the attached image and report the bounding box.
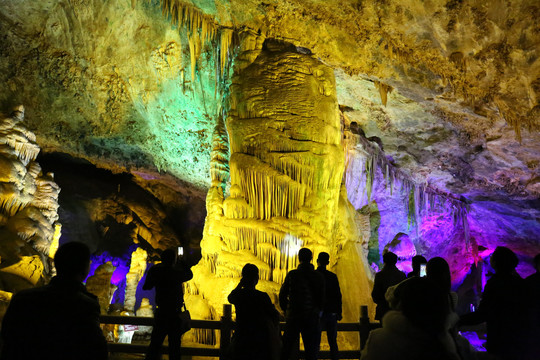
[220,304,233,360]
[359,305,370,350]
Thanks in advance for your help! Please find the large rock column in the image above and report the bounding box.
[188,39,373,326]
[0,105,61,317]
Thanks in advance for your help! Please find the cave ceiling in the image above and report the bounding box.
[0,0,539,251]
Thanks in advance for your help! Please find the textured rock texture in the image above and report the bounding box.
[186,41,374,351]
[0,106,61,314]
[0,0,538,324]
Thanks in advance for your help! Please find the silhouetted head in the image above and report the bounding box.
[426,257,452,292]
[383,251,398,266]
[491,246,518,274]
[241,263,259,287]
[298,248,313,264]
[54,242,91,280]
[534,254,540,272]
[399,277,449,334]
[161,248,177,266]
[411,255,427,274]
[317,252,330,266]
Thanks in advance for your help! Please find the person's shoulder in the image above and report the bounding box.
[11,284,50,302]
[327,269,339,279]
[255,289,272,300]
[149,263,164,271]
[285,269,298,277]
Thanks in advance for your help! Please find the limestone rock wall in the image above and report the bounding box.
[0,106,61,310]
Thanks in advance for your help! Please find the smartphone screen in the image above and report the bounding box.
[178,247,184,256]
[420,264,427,277]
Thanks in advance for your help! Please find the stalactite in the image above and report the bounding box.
[374,81,393,107]
[344,126,470,245]
[210,115,230,189]
[0,105,61,282]
[153,0,235,84]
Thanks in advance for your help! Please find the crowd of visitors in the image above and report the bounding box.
[0,242,538,360]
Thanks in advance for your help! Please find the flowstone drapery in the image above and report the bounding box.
[187,39,373,331]
[0,106,61,315]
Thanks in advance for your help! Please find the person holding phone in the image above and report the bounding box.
[408,255,427,278]
[420,264,427,277]
[143,248,193,360]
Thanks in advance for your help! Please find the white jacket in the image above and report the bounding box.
[361,311,461,360]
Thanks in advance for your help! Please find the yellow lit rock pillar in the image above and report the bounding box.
[190,39,373,327]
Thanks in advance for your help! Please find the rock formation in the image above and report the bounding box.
[188,39,373,327]
[86,262,117,314]
[0,1,538,341]
[0,106,61,313]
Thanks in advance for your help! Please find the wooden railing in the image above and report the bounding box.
[100,305,379,359]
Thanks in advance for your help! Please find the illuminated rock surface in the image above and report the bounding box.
[0,106,61,315]
[189,39,373,327]
[0,0,538,334]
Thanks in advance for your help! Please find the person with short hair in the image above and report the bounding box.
[143,248,193,360]
[371,252,406,321]
[1,242,108,360]
[316,252,342,360]
[227,263,281,360]
[460,246,529,359]
[279,248,325,360]
[408,255,427,278]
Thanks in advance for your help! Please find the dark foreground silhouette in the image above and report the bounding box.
[1,242,108,360]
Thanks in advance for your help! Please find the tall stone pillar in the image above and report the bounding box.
[188,39,373,327]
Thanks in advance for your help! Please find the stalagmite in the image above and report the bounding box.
[86,262,117,314]
[0,106,61,290]
[124,247,147,312]
[189,39,375,333]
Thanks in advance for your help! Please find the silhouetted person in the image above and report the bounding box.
[316,252,342,360]
[227,264,280,360]
[362,277,460,360]
[460,246,528,359]
[279,248,325,360]
[426,257,478,359]
[525,253,540,359]
[143,248,193,360]
[407,255,427,278]
[0,242,108,360]
[371,252,406,321]
[426,257,457,309]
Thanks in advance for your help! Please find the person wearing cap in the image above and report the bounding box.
[316,252,342,360]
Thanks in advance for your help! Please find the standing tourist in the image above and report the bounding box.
[459,246,528,359]
[371,252,406,321]
[1,242,108,360]
[143,248,193,360]
[279,248,325,360]
[227,263,281,360]
[316,252,342,360]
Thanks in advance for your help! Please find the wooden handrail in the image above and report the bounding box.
[100,304,379,359]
